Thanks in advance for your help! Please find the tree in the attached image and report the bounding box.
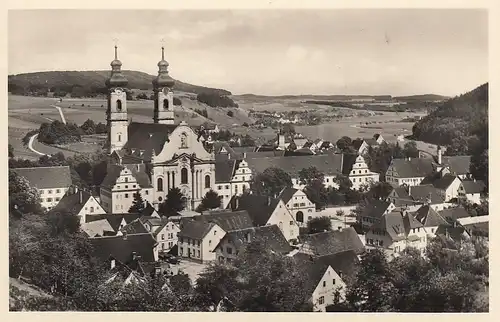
[9,143,14,158]
[250,167,292,198]
[470,149,488,185]
[129,191,146,213]
[282,123,295,135]
[298,167,328,209]
[158,187,185,217]
[9,170,43,215]
[306,216,332,234]
[227,111,234,117]
[194,239,312,311]
[336,136,352,151]
[196,190,222,212]
[80,119,96,135]
[403,141,419,158]
[365,182,393,200]
[333,174,352,193]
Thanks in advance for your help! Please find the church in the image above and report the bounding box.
[100,46,216,213]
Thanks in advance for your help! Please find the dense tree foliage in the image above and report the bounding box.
[128,191,146,214]
[250,167,293,198]
[158,187,185,217]
[38,120,83,145]
[9,143,14,158]
[306,216,332,234]
[197,92,238,108]
[299,166,328,209]
[80,119,107,135]
[196,190,222,212]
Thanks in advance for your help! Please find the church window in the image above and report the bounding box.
[163,99,169,110]
[181,168,188,184]
[118,134,121,142]
[157,178,164,192]
[205,175,211,188]
[181,133,188,148]
[116,100,122,111]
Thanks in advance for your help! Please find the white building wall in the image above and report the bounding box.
[311,266,347,312]
[39,187,69,210]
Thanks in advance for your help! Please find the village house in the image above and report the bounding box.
[438,152,473,180]
[298,227,365,257]
[421,173,462,202]
[277,187,316,227]
[365,210,428,259]
[292,250,359,312]
[458,180,486,204]
[412,205,449,238]
[215,158,252,209]
[82,213,143,237]
[385,157,435,187]
[388,184,453,212]
[177,220,224,263]
[228,194,300,242]
[49,188,106,224]
[192,209,255,232]
[357,200,396,230]
[213,224,292,264]
[100,163,154,213]
[12,165,72,210]
[140,216,180,253]
[352,134,386,155]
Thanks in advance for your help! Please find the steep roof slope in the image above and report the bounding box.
[12,166,72,189]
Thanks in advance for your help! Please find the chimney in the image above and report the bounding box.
[79,190,83,204]
[268,196,271,206]
[139,149,145,157]
[110,259,116,270]
[243,152,247,160]
[123,231,128,240]
[132,251,137,261]
[437,146,442,165]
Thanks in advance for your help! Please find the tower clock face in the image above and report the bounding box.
[115,88,123,94]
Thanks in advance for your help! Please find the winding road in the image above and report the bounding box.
[28,133,47,156]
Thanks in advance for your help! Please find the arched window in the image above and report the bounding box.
[181,168,188,184]
[205,175,211,189]
[116,99,122,111]
[163,99,169,110]
[157,178,164,192]
[180,133,188,148]
[296,211,304,223]
[118,134,121,142]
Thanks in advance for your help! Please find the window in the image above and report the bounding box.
[225,185,229,189]
[197,240,200,246]
[157,178,164,192]
[40,190,44,195]
[48,190,53,194]
[214,230,217,236]
[163,99,169,110]
[90,207,94,212]
[197,250,200,258]
[218,185,222,190]
[323,281,326,287]
[181,168,188,184]
[125,185,128,189]
[227,247,233,254]
[209,240,212,246]
[118,134,121,142]
[319,296,325,305]
[145,190,149,195]
[300,202,305,207]
[116,99,122,111]
[168,241,173,248]
[125,177,128,183]
[333,279,336,285]
[55,197,60,201]
[296,211,304,223]
[133,184,136,188]
[56,189,60,193]
[205,175,211,189]
[125,193,129,198]
[47,198,53,202]
[158,196,163,202]
[180,133,188,148]
[162,234,165,240]
[279,222,283,230]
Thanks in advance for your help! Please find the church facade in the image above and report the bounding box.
[101,46,216,212]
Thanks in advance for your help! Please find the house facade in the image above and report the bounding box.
[12,166,72,210]
[278,187,316,227]
[385,158,435,187]
[177,221,224,263]
[50,188,107,224]
[458,180,486,205]
[141,217,180,253]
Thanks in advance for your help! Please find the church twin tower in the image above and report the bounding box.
[106,46,175,153]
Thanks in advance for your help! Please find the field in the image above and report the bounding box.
[8,94,437,159]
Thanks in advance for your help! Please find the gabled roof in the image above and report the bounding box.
[213,141,239,159]
[460,180,486,194]
[215,159,236,183]
[438,207,471,222]
[178,220,216,240]
[101,164,152,189]
[90,233,158,263]
[440,155,472,175]
[86,214,141,231]
[431,174,460,190]
[121,218,149,235]
[82,219,116,237]
[194,210,254,232]
[341,154,360,175]
[301,227,365,256]
[412,205,448,227]
[12,166,72,189]
[140,203,159,218]
[278,187,299,204]
[246,154,344,178]
[435,224,467,244]
[462,222,488,237]
[373,211,406,241]
[360,199,392,219]
[49,190,93,216]
[392,185,445,205]
[228,195,282,226]
[390,158,435,178]
[216,225,292,254]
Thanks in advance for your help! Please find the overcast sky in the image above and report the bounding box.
[8,9,488,96]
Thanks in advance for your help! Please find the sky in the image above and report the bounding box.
[8,9,488,96]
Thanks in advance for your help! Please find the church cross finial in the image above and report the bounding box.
[113,38,119,59]
[160,38,166,60]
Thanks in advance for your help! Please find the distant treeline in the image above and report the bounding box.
[305,100,439,113]
[23,119,108,146]
[196,92,238,108]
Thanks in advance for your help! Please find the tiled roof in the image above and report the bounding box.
[178,220,216,240]
[393,185,444,206]
[278,187,299,204]
[438,207,471,221]
[101,164,152,189]
[90,233,158,263]
[49,190,93,216]
[412,205,448,227]
[12,166,72,189]
[215,159,236,183]
[124,122,179,162]
[121,218,149,235]
[441,156,472,175]
[463,222,488,237]
[228,194,282,226]
[431,174,459,190]
[361,199,392,219]
[213,141,239,159]
[461,180,486,194]
[246,154,344,178]
[217,225,292,254]
[390,158,435,178]
[341,154,359,175]
[100,164,123,189]
[301,227,365,256]
[195,210,254,232]
[81,219,116,237]
[374,211,406,241]
[86,214,141,231]
[435,224,466,244]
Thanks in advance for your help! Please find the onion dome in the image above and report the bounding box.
[106,45,128,88]
[152,46,175,89]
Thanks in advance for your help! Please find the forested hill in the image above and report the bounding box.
[8,70,231,96]
[411,83,488,151]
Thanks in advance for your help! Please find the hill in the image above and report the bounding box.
[395,94,450,102]
[8,70,231,96]
[411,83,488,152]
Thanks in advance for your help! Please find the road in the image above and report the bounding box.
[28,134,47,156]
[50,104,66,124]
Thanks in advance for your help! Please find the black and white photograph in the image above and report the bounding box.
[7,4,490,312]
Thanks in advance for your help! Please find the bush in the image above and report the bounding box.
[38,121,82,145]
[242,122,249,127]
[227,110,234,117]
[22,130,39,146]
[173,97,182,106]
